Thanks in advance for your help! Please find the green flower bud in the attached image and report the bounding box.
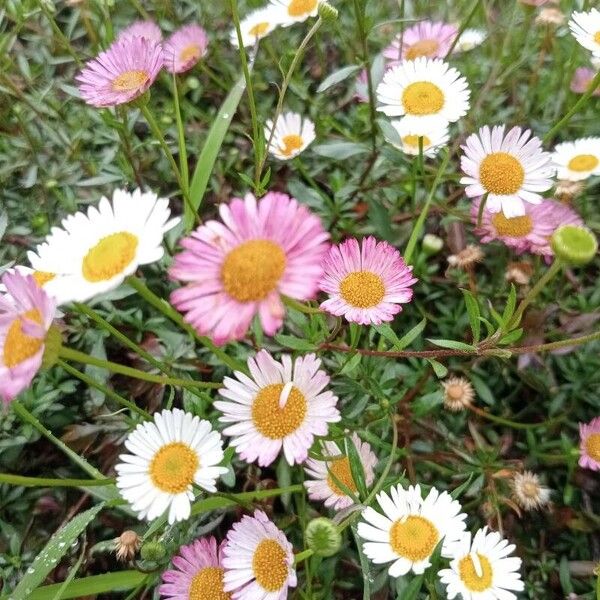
[318,1,338,22]
[187,76,200,90]
[140,540,166,562]
[306,517,341,557]
[551,224,598,266]
[422,233,444,256]
[41,326,62,370]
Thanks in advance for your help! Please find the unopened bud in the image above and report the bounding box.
[306,517,341,557]
[140,539,166,562]
[551,224,597,266]
[318,1,338,22]
[422,233,443,256]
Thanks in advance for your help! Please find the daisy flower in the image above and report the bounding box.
[460,125,554,217]
[115,408,227,524]
[569,9,600,57]
[159,537,231,600]
[230,8,281,48]
[552,138,600,181]
[270,0,319,26]
[453,28,487,53]
[388,119,449,156]
[304,433,378,510]
[383,21,457,63]
[28,189,178,305]
[579,416,600,471]
[264,112,316,160]
[357,484,467,577]
[0,266,70,306]
[511,471,551,511]
[163,24,208,74]
[439,527,524,600]
[214,350,340,466]
[169,192,329,345]
[319,237,417,325]
[0,272,56,404]
[76,36,163,107]
[222,510,296,599]
[570,67,600,96]
[117,20,162,43]
[376,57,470,129]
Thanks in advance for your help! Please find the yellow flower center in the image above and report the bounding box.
[326,457,357,496]
[249,22,270,37]
[405,39,440,60]
[491,212,533,238]
[189,567,232,600]
[251,383,307,439]
[149,442,198,493]
[33,271,56,286]
[595,31,600,44]
[389,515,439,562]
[112,70,150,92]
[180,43,201,64]
[3,309,44,368]
[585,433,600,462]
[252,539,288,592]
[402,81,445,115]
[288,0,317,17]
[458,553,494,592]
[402,134,432,149]
[568,154,599,172]
[221,239,286,303]
[479,152,525,195]
[339,271,385,308]
[279,134,304,157]
[82,231,138,283]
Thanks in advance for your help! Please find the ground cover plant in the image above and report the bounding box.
[0,0,600,598]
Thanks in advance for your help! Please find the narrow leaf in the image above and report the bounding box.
[461,289,481,343]
[426,338,476,352]
[317,65,360,93]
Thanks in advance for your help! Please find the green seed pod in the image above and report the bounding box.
[306,517,342,557]
[318,1,339,22]
[140,540,166,562]
[551,224,598,266]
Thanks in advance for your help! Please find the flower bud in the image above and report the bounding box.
[305,517,341,557]
[422,233,443,256]
[140,539,166,562]
[41,326,62,370]
[318,1,338,22]
[551,224,597,266]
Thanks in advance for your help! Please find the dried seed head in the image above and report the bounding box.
[505,261,533,286]
[511,471,551,511]
[442,376,475,411]
[447,245,484,269]
[114,530,141,562]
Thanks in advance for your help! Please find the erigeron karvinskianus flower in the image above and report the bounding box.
[383,21,458,64]
[270,0,319,26]
[569,9,600,58]
[230,8,282,48]
[454,29,487,53]
[388,119,449,157]
[552,138,600,181]
[570,67,600,96]
[264,112,316,160]
[579,416,600,471]
[117,20,162,43]
[163,24,208,74]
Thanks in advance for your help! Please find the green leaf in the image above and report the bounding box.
[427,359,448,378]
[317,65,360,93]
[27,571,146,600]
[312,142,370,160]
[502,284,517,328]
[340,352,361,375]
[274,334,318,351]
[187,71,246,228]
[461,289,481,344]
[450,473,474,500]
[10,503,105,599]
[368,199,395,242]
[396,574,424,600]
[345,436,368,500]
[499,328,523,345]
[375,319,426,351]
[377,117,402,147]
[426,338,477,352]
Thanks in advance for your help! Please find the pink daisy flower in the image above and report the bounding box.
[304,433,378,511]
[471,197,583,259]
[579,417,600,471]
[571,67,600,96]
[319,236,417,325]
[163,24,208,74]
[76,36,163,107]
[222,510,297,600]
[383,20,458,64]
[117,20,162,43]
[169,192,329,345]
[159,537,231,600]
[0,272,56,405]
[214,350,340,466]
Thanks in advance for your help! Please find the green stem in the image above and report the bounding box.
[282,295,324,315]
[476,193,488,228]
[365,412,398,505]
[352,525,371,600]
[172,76,189,192]
[468,406,566,430]
[294,549,314,565]
[403,148,450,264]
[544,69,600,143]
[445,0,481,58]
[127,276,246,372]
[0,473,115,487]
[57,358,151,420]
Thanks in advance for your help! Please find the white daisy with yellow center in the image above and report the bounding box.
[552,137,600,181]
[376,57,470,129]
[0,266,70,306]
[265,112,316,161]
[439,527,524,600]
[357,484,467,577]
[270,0,319,25]
[569,9,600,58]
[115,408,228,524]
[454,28,487,53]
[27,189,179,305]
[388,119,449,157]
[230,8,282,48]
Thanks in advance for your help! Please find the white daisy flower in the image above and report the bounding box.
[357,484,467,577]
[439,527,524,600]
[27,188,178,305]
[454,28,487,53]
[214,350,341,467]
[460,125,554,218]
[552,137,600,181]
[265,112,316,161]
[388,119,449,157]
[115,408,228,524]
[569,9,600,57]
[0,266,70,307]
[304,433,378,511]
[376,57,470,129]
[270,0,319,26]
[222,510,297,599]
[230,8,281,48]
